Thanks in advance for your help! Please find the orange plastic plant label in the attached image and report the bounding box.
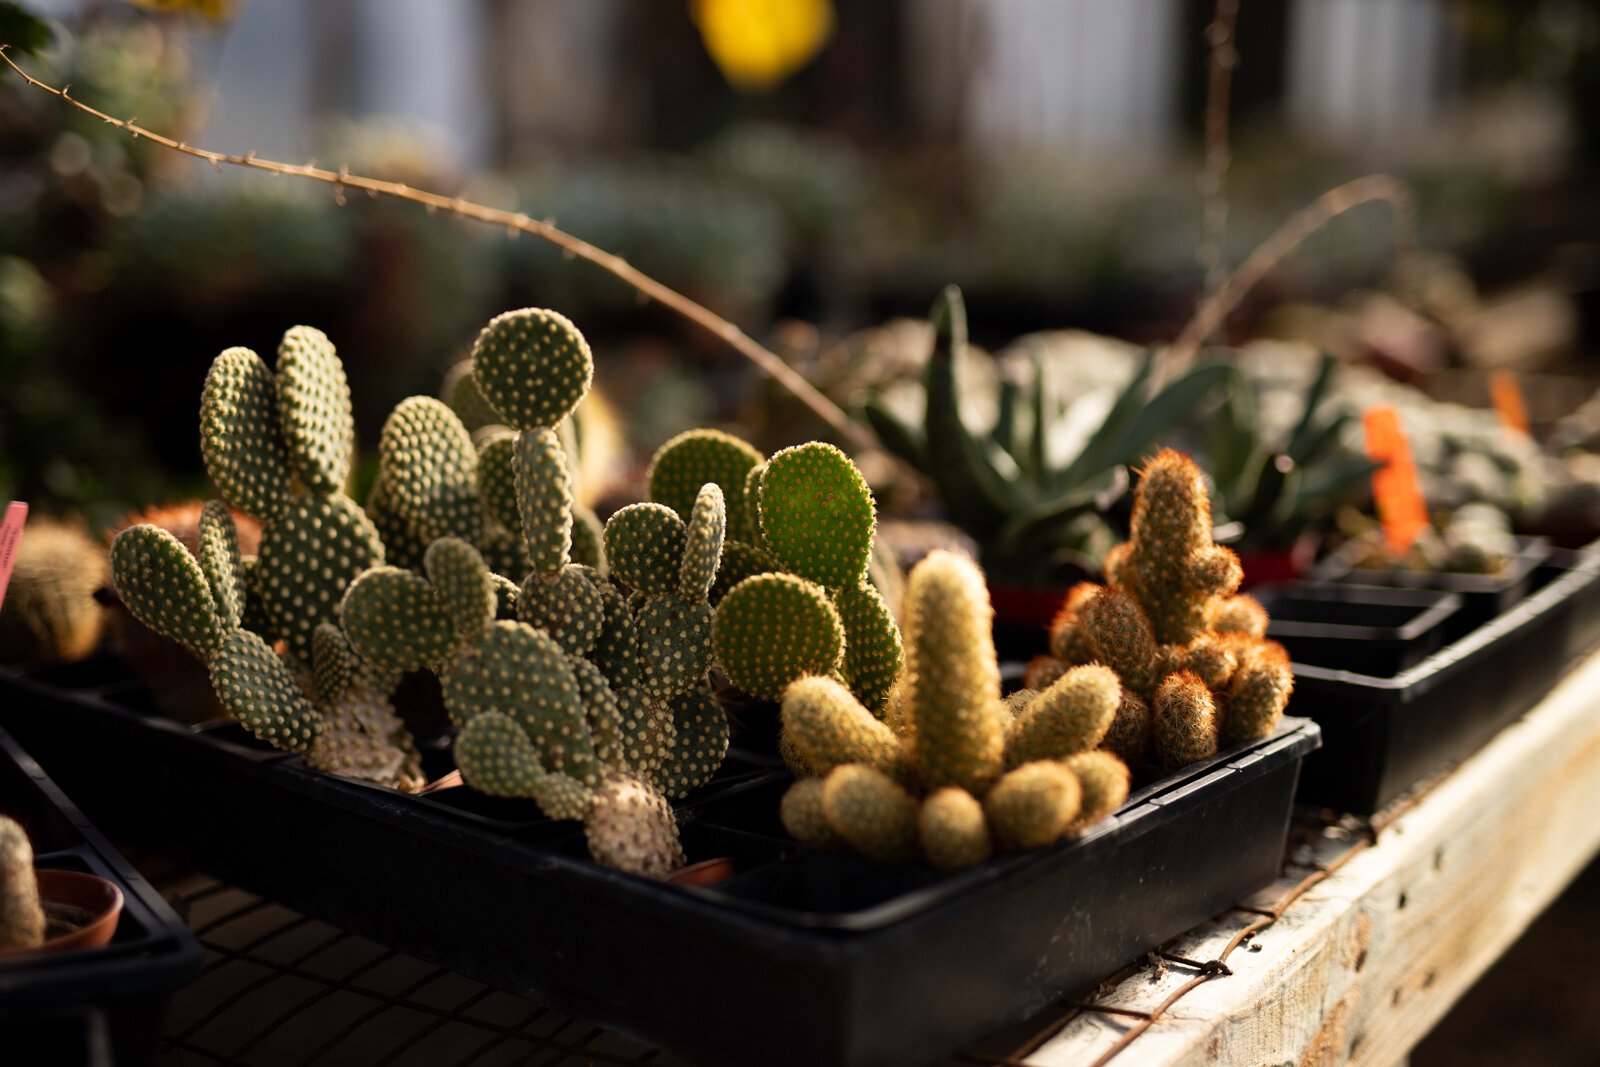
[0,501,27,611]
[1363,407,1429,555]
[1490,369,1530,437]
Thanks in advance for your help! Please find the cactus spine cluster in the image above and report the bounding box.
[779,551,1130,871]
[1034,449,1294,768]
[698,436,904,712]
[0,815,46,952]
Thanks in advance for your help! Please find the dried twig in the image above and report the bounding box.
[0,46,875,450]
[1166,173,1414,373]
[1197,0,1239,318]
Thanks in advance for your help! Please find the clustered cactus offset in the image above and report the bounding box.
[778,550,1131,871]
[1029,449,1295,767]
[0,815,46,953]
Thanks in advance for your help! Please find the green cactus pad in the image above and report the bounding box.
[474,428,522,532]
[590,581,640,687]
[513,427,574,574]
[780,778,845,850]
[903,552,1006,794]
[708,539,779,606]
[210,629,322,754]
[378,397,484,545]
[489,573,521,619]
[781,676,900,776]
[365,475,428,572]
[454,711,593,819]
[239,555,273,639]
[110,525,227,660]
[518,565,605,655]
[198,500,244,631]
[741,463,766,548]
[614,685,675,776]
[821,764,919,864]
[199,346,295,521]
[441,360,505,434]
[256,494,385,663]
[603,503,687,597]
[712,574,844,701]
[632,596,714,700]
[568,654,626,773]
[444,621,597,784]
[653,688,729,798]
[1006,664,1121,765]
[835,583,902,716]
[919,787,993,871]
[339,565,458,672]
[476,523,532,581]
[571,505,606,572]
[984,761,1081,851]
[647,429,764,537]
[425,537,497,644]
[275,325,353,493]
[1062,751,1131,832]
[758,442,875,591]
[311,622,360,705]
[470,308,594,431]
[677,483,726,602]
[583,777,685,878]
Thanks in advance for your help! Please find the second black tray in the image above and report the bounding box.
[1293,547,1600,815]
[0,656,1319,1067]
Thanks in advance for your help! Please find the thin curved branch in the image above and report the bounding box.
[0,46,875,451]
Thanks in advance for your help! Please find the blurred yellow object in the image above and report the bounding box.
[124,0,235,21]
[692,0,834,92]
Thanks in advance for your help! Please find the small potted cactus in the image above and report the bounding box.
[772,447,1296,870]
[0,814,124,958]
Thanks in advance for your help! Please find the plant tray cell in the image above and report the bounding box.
[1310,536,1550,642]
[0,658,1318,1067]
[1255,582,1461,677]
[0,726,201,1067]
[1293,547,1600,815]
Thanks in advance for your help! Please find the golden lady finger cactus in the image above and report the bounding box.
[918,787,992,872]
[984,761,1081,851]
[1153,671,1219,769]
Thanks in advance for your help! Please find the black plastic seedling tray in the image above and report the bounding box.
[1310,536,1550,642]
[0,657,1320,1067]
[1256,583,1461,677]
[1293,548,1600,815]
[0,725,201,1067]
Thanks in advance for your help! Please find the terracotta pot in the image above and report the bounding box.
[0,869,124,959]
[667,857,735,887]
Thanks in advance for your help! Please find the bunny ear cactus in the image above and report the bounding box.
[200,330,384,663]
[776,551,1131,871]
[1032,449,1294,762]
[710,441,904,712]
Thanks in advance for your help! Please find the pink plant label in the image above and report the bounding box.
[0,501,27,611]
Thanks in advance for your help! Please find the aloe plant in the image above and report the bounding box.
[864,287,1238,585]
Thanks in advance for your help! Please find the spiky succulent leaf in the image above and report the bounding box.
[758,442,875,591]
[712,574,844,701]
[200,346,295,521]
[821,764,919,864]
[110,525,227,660]
[984,761,1081,851]
[919,788,992,871]
[470,308,594,431]
[276,325,354,493]
[1006,664,1121,765]
[781,675,899,776]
